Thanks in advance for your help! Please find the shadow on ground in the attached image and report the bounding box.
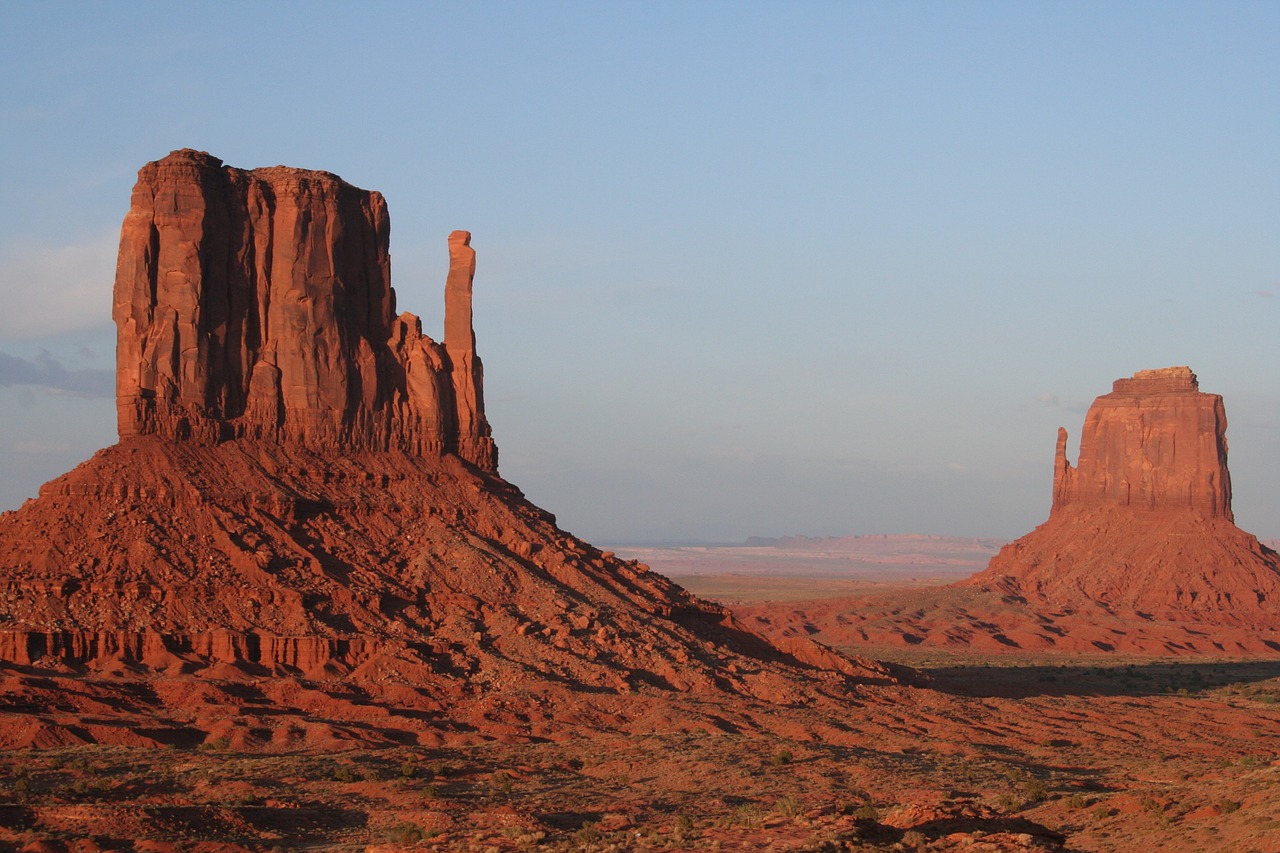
[919,660,1280,699]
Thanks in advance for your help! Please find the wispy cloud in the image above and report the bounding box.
[0,232,116,339]
[1035,393,1089,414]
[0,350,112,397]
[1255,288,1274,298]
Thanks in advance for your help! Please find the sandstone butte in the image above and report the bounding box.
[965,366,1280,621]
[734,367,1280,656]
[0,150,901,750]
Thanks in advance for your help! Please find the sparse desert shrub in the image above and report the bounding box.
[199,735,231,752]
[901,828,929,848]
[1091,804,1111,820]
[490,769,514,796]
[333,766,359,783]
[733,803,764,828]
[1219,799,1241,814]
[995,793,1021,812]
[852,804,879,821]
[1066,792,1089,809]
[383,821,426,843]
[776,793,802,818]
[573,821,603,843]
[673,814,694,837]
[1022,778,1049,803]
[399,761,418,779]
[772,748,794,766]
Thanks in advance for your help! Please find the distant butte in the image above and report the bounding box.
[967,366,1280,619]
[734,367,1280,656]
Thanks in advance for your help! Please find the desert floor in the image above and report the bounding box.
[2,544,1279,852]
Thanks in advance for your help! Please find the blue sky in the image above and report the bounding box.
[1,2,1276,543]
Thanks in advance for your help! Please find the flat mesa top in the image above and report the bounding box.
[1111,365,1199,395]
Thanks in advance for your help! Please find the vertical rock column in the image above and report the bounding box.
[443,230,498,471]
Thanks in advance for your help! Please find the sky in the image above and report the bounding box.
[0,2,1276,544]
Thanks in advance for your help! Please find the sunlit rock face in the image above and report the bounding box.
[0,151,899,747]
[1051,366,1230,520]
[114,149,495,470]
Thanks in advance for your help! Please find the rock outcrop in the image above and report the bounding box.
[731,368,1280,657]
[1051,366,1230,519]
[0,150,897,748]
[967,367,1280,619]
[114,149,495,469]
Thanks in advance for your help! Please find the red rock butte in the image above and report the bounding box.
[0,150,896,749]
[967,366,1280,621]
[114,149,495,470]
[1050,366,1230,519]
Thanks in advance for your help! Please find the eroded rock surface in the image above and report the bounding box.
[1051,366,1231,519]
[732,368,1280,657]
[115,149,495,469]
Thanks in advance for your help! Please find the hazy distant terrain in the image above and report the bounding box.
[612,534,1005,601]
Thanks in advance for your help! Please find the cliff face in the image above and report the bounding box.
[114,149,495,470]
[1051,367,1231,520]
[969,367,1279,616]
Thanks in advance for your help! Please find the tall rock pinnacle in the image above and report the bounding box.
[443,230,496,470]
[112,149,496,470]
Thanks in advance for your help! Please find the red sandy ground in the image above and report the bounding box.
[3,537,1279,850]
[2,658,1279,851]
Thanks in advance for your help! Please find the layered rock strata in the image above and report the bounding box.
[1051,366,1230,519]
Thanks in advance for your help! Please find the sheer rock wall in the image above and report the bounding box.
[114,149,496,470]
[1051,366,1231,520]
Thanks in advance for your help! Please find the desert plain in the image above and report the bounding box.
[4,538,1280,852]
